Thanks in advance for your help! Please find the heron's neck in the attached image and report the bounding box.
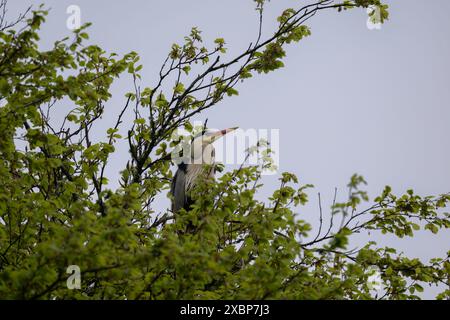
[191,142,215,165]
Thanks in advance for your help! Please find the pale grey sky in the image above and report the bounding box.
[8,0,450,298]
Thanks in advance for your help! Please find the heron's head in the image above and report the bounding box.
[190,127,238,164]
[194,127,238,144]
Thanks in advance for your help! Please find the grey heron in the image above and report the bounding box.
[170,127,237,214]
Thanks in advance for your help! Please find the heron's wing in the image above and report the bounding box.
[170,167,186,213]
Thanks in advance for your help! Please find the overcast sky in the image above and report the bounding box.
[8,0,450,298]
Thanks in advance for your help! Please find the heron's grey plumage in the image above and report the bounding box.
[171,162,215,212]
[170,163,188,213]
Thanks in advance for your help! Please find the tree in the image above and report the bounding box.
[0,0,448,300]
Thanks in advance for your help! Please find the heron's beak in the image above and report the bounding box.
[210,127,238,142]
